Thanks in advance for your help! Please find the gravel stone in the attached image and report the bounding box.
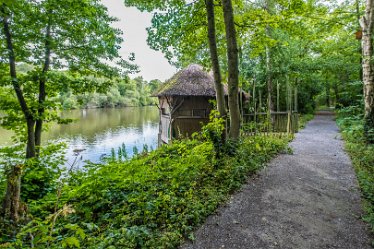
[181,114,373,249]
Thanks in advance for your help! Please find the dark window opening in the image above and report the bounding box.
[192,109,206,117]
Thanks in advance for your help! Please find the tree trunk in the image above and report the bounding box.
[35,17,52,155]
[357,0,363,82]
[205,0,226,117]
[2,4,36,157]
[266,45,274,112]
[1,165,22,223]
[26,119,36,158]
[265,0,274,112]
[1,4,34,223]
[222,0,240,140]
[265,0,274,113]
[334,81,339,107]
[294,79,298,112]
[361,0,374,143]
[325,80,330,107]
[276,80,280,112]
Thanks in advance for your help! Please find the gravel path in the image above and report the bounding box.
[182,114,372,249]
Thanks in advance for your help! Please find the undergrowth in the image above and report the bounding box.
[299,113,314,129]
[336,106,374,244]
[2,134,290,248]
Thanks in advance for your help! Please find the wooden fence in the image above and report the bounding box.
[242,112,299,134]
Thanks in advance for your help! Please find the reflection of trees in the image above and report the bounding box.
[43,107,159,141]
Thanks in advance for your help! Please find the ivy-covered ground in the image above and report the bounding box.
[3,133,290,248]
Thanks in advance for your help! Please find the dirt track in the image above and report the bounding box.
[182,114,372,249]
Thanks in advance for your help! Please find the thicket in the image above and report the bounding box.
[336,106,374,242]
[0,130,290,248]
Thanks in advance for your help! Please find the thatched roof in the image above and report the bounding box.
[153,64,220,97]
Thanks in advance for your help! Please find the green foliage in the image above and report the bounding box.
[0,143,66,242]
[298,114,314,129]
[200,109,226,160]
[21,144,66,202]
[337,107,374,241]
[0,143,65,203]
[9,134,289,248]
[12,205,81,249]
[124,0,363,116]
[56,77,160,109]
[0,0,137,135]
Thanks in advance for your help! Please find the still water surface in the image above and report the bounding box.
[0,107,159,167]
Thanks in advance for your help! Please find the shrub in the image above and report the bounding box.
[337,107,374,243]
[11,135,289,248]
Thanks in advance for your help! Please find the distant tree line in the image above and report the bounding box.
[56,76,161,109]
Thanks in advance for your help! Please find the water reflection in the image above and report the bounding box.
[0,107,159,167]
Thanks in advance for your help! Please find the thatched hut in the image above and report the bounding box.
[153,64,219,144]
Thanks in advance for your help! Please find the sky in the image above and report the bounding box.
[101,0,177,82]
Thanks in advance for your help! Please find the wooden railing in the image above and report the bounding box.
[242,112,299,134]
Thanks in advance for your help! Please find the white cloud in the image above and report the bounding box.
[101,0,177,81]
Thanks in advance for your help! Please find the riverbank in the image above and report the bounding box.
[61,104,157,110]
[0,107,160,167]
[4,134,291,248]
[1,113,317,248]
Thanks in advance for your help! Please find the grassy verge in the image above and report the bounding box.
[299,113,314,129]
[336,107,374,244]
[6,134,290,249]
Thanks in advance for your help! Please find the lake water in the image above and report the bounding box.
[0,107,159,167]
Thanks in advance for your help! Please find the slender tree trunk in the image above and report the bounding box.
[334,81,339,107]
[361,0,374,143]
[35,16,52,155]
[294,78,298,112]
[1,4,34,223]
[205,0,226,117]
[265,0,274,113]
[222,0,240,140]
[325,79,330,108]
[357,0,363,82]
[266,45,274,112]
[26,119,36,158]
[1,5,36,158]
[276,80,280,112]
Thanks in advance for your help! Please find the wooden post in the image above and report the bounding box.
[286,75,291,134]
